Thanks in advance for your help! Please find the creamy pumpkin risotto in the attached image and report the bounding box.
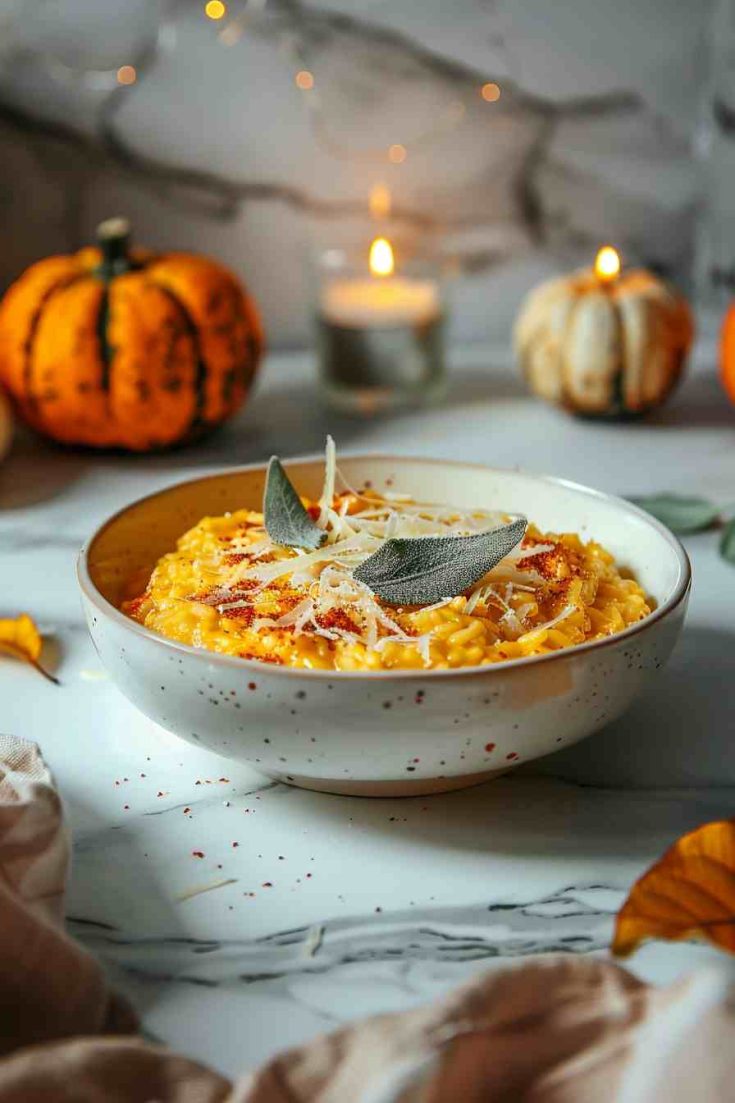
[123,450,652,671]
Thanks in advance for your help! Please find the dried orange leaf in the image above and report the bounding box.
[612,818,735,957]
[0,614,59,684]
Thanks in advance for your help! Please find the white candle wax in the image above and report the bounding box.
[321,276,440,329]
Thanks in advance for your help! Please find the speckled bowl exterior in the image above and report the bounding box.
[77,457,690,797]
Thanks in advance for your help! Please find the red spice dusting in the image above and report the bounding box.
[520,542,578,583]
[262,882,273,888]
[412,758,420,763]
[156,791,165,797]
[125,594,147,616]
[218,777,230,783]
[224,553,250,565]
[315,609,359,634]
[232,841,239,848]
[220,605,256,623]
[183,807,191,814]
[248,682,257,691]
[191,850,205,859]
[484,742,496,752]
[307,504,321,521]
[506,752,518,761]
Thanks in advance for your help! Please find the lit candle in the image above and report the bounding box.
[321,238,441,329]
[515,242,694,418]
[315,236,445,413]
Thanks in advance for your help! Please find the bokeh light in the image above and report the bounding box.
[481,82,501,102]
[205,1,227,21]
[116,65,137,86]
[295,70,314,90]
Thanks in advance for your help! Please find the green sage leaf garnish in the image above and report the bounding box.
[353,518,527,606]
[264,457,326,550]
[628,494,719,535]
[720,518,735,564]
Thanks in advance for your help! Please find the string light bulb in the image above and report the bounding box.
[205,1,226,19]
[388,143,407,164]
[116,65,137,85]
[481,82,501,102]
[295,69,314,90]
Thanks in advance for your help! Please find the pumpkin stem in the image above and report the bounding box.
[96,217,132,279]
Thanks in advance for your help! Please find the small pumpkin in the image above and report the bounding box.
[0,218,263,450]
[514,249,693,418]
[720,307,735,405]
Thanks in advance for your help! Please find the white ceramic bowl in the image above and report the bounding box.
[78,457,690,797]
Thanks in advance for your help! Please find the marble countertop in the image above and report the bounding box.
[2,333,734,1078]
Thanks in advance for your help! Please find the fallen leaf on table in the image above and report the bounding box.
[720,518,735,565]
[612,818,735,958]
[628,494,720,534]
[0,614,59,684]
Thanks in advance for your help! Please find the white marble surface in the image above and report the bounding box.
[2,331,735,1078]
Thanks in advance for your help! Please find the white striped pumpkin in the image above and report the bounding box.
[514,268,693,417]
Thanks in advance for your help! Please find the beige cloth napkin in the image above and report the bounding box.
[0,733,732,1102]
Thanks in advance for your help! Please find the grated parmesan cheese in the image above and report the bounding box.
[201,442,567,666]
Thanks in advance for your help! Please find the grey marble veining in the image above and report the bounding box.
[69,885,622,988]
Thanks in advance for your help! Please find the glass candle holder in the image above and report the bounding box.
[314,240,446,415]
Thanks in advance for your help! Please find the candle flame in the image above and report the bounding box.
[369,237,394,278]
[594,245,621,283]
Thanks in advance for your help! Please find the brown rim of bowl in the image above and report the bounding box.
[77,454,692,682]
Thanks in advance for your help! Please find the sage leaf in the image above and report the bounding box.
[264,457,326,550]
[628,494,719,535]
[354,518,527,606]
[720,518,735,565]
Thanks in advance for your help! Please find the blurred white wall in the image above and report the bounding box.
[0,0,716,348]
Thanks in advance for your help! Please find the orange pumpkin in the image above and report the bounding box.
[721,306,735,405]
[0,218,263,451]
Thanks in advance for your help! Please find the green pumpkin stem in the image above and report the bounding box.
[96,217,132,280]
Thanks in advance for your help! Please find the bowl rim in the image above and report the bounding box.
[77,454,691,682]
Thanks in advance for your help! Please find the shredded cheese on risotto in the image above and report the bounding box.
[122,459,653,671]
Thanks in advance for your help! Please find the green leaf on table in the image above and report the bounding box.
[628,494,720,535]
[353,518,527,606]
[720,518,735,565]
[264,457,326,550]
